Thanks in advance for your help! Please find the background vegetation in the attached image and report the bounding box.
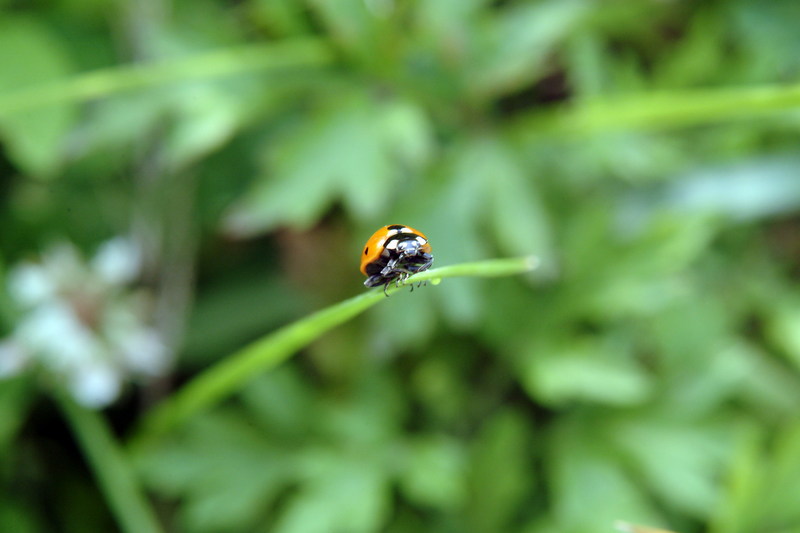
[2,0,800,532]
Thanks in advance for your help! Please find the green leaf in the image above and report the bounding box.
[642,158,800,221]
[483,141,553,263]
[226,93,413,235]
[161,83,242,171]
[399,435,467,510]
[612,416,733,519]
[652,8,728,88]
[415,0,491,28]
[0,17,76,177]
[735,344,800,418]
[564,206,715,319]
[709,424,765,533]
[766,300,800,371]
[410,356,470,424]
[440,136,553,266]
[711,423,800,533]
[139,370,404,533]
[549,417,663,531]
[379,98,434,170]
[758,424,800,528]
[250,0,313,36]
[521,337,652,406]
[316,372,406,447]
[565,32,613,99]
[467,410,534,532]
[138,411,292,533]
[306,0,375,55]
[469,0,589,98]
[370,289,437,352]
[274,454,391,533]
[239,367,315,440]
[732,0,800,79]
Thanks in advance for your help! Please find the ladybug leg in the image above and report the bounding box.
[416,255,433,272]
[381,257,400,276]
[400,254,433,276]
[402,272,414,292]
[364,275,386,288]
[383,283,390,297]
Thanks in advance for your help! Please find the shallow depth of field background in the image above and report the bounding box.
[2,1,800,532]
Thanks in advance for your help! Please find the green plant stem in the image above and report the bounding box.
[0,38,332,117]
[512,83,800,140]
[410,256,540,282]
[131,256,537,449]
[56,392,164,533]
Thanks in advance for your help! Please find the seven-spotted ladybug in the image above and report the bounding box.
[360,225,433,294]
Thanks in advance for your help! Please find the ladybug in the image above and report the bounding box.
[360,225,433,294]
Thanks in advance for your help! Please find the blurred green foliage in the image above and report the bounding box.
[2,0,800,532]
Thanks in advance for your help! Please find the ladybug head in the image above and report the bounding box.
[396,238,422,257]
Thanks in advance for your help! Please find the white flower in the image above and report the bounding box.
[104,304,169,376]
[8,264,56,307]
[15,301,103,372]
[1,237,170,408]
[69,362,122,408]
[118,328,168,376]
[43,244,86,288]
[92,237,141,285]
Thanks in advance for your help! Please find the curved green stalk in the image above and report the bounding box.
[512,82,800,140]
[56,392,164,533]
[131,256,537,450]
[0,38,332,117]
